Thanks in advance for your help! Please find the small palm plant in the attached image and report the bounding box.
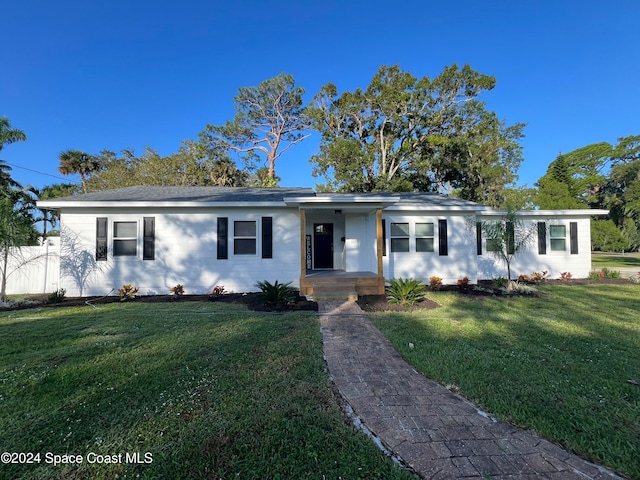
[255,280,295,306]
[386,278,426,307]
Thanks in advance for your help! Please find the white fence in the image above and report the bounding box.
[4,238,61,295]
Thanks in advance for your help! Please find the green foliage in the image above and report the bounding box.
[480,209,537,280]
[200,73,311,183]
[255,280,295,306]
[47,288,66,303]
[308,64,525,205]
[591,219,629,252]
[0,117,27,153]
[492,277,508,288]
[386,278,426,306]
[58,150,102,193]
[118,284,139,301]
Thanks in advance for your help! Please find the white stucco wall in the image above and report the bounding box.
[383,212,478,284]
[58,207,300,297]
[477,215,594,280]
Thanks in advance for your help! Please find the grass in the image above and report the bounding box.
[371,284,640,479]
[0,302,414,480]
[592,251,640,268]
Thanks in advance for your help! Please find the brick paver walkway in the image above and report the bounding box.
[318,300,624,480]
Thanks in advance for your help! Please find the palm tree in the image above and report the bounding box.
[0,117,26,194]
[0,117,26,152]
[58,149,101,193]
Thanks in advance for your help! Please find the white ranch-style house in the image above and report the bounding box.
[37,186,606,298]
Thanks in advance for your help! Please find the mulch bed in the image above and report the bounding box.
[3,277,633,314]
[1,293,318,313]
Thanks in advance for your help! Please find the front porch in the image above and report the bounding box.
[299,270,385,300]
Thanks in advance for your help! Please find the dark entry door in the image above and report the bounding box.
[314,223,333,269]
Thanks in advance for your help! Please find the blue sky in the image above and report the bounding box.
[2,0,638,192]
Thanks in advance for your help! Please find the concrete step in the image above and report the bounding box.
[313,289,358,302]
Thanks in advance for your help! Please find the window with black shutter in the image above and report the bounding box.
[570,222,578,254]
[217,217,228,260]
[96,217,108,261]
[143,217,155,260]
[438,219,448,256]
[537,222,547,255]
[262,217,272,259]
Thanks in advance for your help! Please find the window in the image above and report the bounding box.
[113,221,137,256]
[550,225,566,251]
[390,222,409,252]
[415,222,434,252]
[234,220,256,255]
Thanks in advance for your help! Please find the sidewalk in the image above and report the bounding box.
[318,300,624,480]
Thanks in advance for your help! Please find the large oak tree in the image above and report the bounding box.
[307,64,525,206]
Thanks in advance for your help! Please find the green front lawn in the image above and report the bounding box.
[0,302,413,480]
[592,251,640,268]
[371,284,640,479]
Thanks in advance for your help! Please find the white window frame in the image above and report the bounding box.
[390,222,410,253]
[233,220,257,255]
[549,224,567,252]
[113,220,139,258]
[415,222,435,253]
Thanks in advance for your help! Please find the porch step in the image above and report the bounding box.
[312,281,358,301]
[300,273,385,297]
[313,289,358,302]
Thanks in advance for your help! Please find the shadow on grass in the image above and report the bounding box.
[371,284,640,479]
[0,303,413,480]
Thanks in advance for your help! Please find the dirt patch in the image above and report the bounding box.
[1,293,318,313]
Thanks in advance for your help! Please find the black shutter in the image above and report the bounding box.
[476,222,482,255]
[438,219,448,256]
[96,217,108,261]
[506,222,515,255]
[570,222,578,254]
[537,222,547,255]
[382,219,386,256]
[262,217,272,259]
[143,217,155,260]
[217,217,228,260]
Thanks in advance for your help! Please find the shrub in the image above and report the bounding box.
[210,285,226,296]
[47,288,66,303]
[530,271,548,283]
[517,274,530,283]
[589,270,605,280]
[429,276,443,288]
[493,277,508,288]
[255,280,295,306]
[457,276,469,288]
[118,284,139,301]
[560,272,572,282]
[387,278,426,306]
[169,284,184,296]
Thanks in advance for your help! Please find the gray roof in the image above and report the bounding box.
[42,186,315,204]
[38,185,488,210]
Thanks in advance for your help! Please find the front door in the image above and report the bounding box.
[314,223,333,269]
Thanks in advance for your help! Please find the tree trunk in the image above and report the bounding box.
[1,248,8,303]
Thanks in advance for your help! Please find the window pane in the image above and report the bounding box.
[390,223,409,236]
[390,238,409,252]
[114,239,137,256]
[550,239,566,251]
[114,222,137,238]
[415,222,434,237]
[550,225,566,238]
[234,239,256,255]
[234,221,256,237]
[416,238,434,252]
